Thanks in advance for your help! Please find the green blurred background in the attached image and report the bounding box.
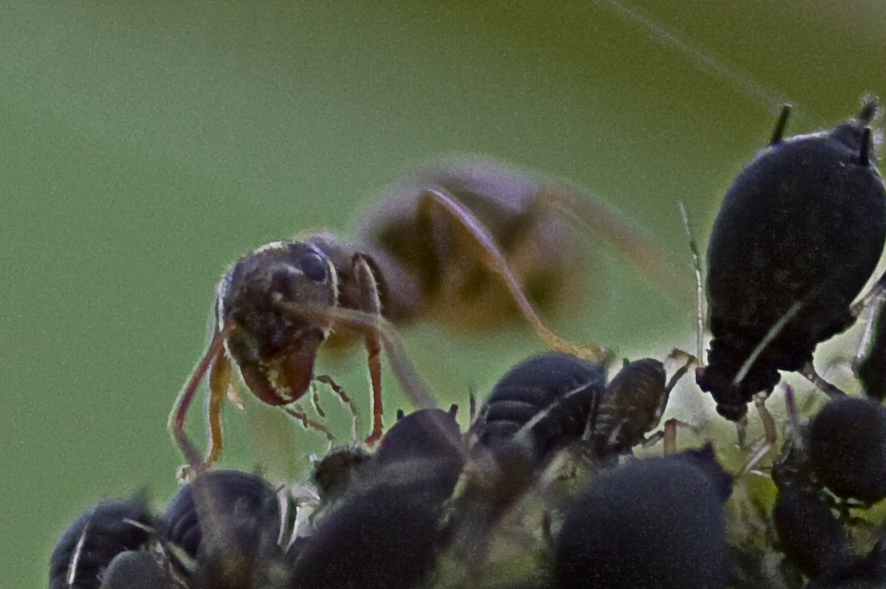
[2,0,884,586]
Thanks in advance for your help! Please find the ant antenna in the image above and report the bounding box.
[679,201,705,364]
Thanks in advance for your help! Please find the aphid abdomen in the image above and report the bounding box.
[700,104,886,419]
[555,450,732,589]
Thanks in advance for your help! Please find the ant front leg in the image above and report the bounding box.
[352,253,386,445]
[169,322,235,477]
[416,189,611,364]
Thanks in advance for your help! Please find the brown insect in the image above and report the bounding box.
[170,156,692,473]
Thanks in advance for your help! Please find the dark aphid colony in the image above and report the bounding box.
[697,99,885,421]
[50,100,886,589]
[767,391,886,587]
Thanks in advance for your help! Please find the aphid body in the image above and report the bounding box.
[698,101,885,420]
[49,499,155,589]
[554,447,732,589]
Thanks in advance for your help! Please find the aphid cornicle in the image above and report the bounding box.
[49,499,155,589]
[171,156,689,471]
[697,99,886,420]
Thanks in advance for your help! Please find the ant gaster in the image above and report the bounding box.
[171,157,691,472]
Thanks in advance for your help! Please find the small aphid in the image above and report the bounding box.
[162,470,288,589]
[586,356,689,462]
[171,157,686,471]
[49,499,155,589]
[697,99,885,421]
[554,447,732,589]
[310,446,372,501]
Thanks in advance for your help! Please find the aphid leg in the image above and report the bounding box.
[740,392,779,475]
[353,253,385,444]
[643,419,695,454]
[310,387,326,418]
[281,405,335,441]
[799,361,847,399]
[769,104,792,145]
[736,416,749,449]
[538,185,695,307]
[416,188,611,364]
[679,202,706,364]
[662,418,679,454]
[315,374,361,440]
[169,323,235,475]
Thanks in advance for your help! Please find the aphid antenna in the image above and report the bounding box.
[64,508,94,589]
[588,0,805,120]
[732,300,804,388]
[678,201,705,364]
[539,184,695,308]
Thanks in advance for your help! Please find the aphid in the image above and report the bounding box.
[807,396,886,505]
[586,355,689,462]
[772,485,855,583]
[769,392,886,585]
[855,297,886,402]
[171,157,688,470]
[471,352,606,465]
[162,470,289,589]
[697,99,885,421]
[554,446,733,589]
[49,499,155,589]
[310,445,372,501]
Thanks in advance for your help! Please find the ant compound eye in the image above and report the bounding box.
[298,251,328,283]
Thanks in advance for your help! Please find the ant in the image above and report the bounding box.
[170,156,692,473]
